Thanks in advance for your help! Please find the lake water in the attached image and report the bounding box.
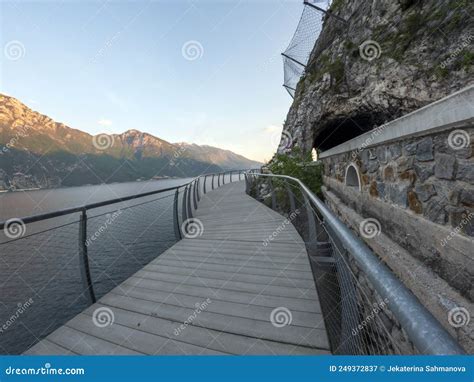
[0,178,193,354]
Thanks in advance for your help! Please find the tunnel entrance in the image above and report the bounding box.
[313,112,389,152]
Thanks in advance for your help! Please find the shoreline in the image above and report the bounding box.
[0,177,185,194]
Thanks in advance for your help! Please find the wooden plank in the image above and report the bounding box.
[152,254,311,271]
[176,238,307,251]
[160,249,310,265]
[24,339,77,355]
[133,270,319,300]
[142,264,315,289]
[147,258,315,279]
[46,326,142,355]
[81,304,329,355]
[66,314,225,355]
[108,286,322,326]
[99,294,329,349]
[120,277,321,313]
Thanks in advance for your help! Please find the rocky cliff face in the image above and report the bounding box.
[280,0,473,154]
[0,94,260,190]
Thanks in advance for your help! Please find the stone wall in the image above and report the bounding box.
[319,115,474,352]
[322,124,473,298]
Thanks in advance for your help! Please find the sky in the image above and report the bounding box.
[0,0,305,163]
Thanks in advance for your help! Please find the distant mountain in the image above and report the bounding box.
[0,94,261,190]
[174,142,261,171]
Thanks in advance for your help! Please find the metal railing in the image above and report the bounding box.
[0,169,249,354]
[245,171,466,355]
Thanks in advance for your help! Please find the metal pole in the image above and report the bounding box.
[222,172,226,185]
[268,178,277,210]
[303,0,347,23]
[196,177,201,202]
[283,85,295,99]
[181,186,188,222]
[212,174,215,190]
[218,173,221,187]
[303,192,317,244]
[230,171,233,183]
[285,183,296,213]
[283,84,296,92]
[203,175,207,194]
[281,52,306,68]
[193,180,198,210]
[187,184,193,219]
[79,210,96,304]
[173,188,182,240]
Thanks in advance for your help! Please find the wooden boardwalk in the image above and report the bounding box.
[26,181,330,355]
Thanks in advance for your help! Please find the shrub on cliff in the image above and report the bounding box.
[267,148,323,198]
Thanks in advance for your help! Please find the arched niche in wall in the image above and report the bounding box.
[345,163,361,191]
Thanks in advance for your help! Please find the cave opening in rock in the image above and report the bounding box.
[313,113,388,152]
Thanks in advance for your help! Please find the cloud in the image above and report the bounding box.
[98,118,113,127]
[263,124,281,134]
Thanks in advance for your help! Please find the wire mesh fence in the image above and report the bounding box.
[282,0,340,97]
[246,174,421,355]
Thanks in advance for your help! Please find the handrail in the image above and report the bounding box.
[0,169,257,229]
[247,172,465,355]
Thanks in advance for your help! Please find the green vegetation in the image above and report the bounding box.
[385,10,422,61]
[330,58,345,84]
[433,65,449,80]
[329,0,344,12]
[267,147,323,198]
[306,53,345,92]
[461,50,474,69]
[449,0,469,10]
[405,12,422,35]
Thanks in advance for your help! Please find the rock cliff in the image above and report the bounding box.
[280,0,473,154]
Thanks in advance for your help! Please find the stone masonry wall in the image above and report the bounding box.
[320,124,473,352]
[321,125,474,301]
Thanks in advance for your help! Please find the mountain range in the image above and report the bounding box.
[0,94,261,190]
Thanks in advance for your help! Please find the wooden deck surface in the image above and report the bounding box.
[25,180,330,355]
